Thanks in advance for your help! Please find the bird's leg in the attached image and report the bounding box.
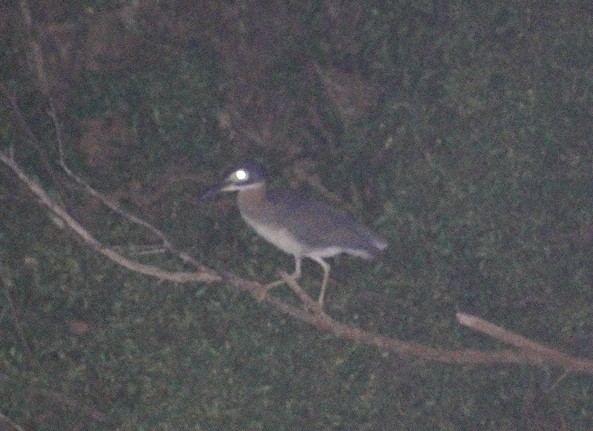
[290,257,302,279]
[255,257,302,301]
[313,258,331,307]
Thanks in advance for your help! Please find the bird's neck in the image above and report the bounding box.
[237,185,268,216]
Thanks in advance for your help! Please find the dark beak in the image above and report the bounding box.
[197,181,226,203]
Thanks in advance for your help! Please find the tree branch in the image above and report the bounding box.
[3,149,593,377]
[0,152,220,284]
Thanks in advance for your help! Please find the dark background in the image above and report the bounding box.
[1,1,593,429]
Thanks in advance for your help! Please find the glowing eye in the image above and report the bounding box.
[235,169,248,181]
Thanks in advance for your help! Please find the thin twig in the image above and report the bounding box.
[18,0,50,96]
[0,152,220,284]
[14,0,210,272]
[0,410,25,431]
[1,86,60,185]
[0,265,32,354]
[47,107,204,269]
[457,313,582,367]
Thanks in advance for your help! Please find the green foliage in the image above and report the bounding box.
[2,1,593,429]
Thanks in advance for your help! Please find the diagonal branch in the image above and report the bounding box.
[221,271,593,374]
[47,107,205,269]
[0,151,220,284]
[456,313,588,369]
[3,150,593,377]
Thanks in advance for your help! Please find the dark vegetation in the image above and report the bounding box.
[1,1,593,429]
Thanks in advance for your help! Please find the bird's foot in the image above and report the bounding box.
[255,278,286,302]
[302,299,325,315]
[253,287,267,302]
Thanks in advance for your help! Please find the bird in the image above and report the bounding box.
[200,162,387,306]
